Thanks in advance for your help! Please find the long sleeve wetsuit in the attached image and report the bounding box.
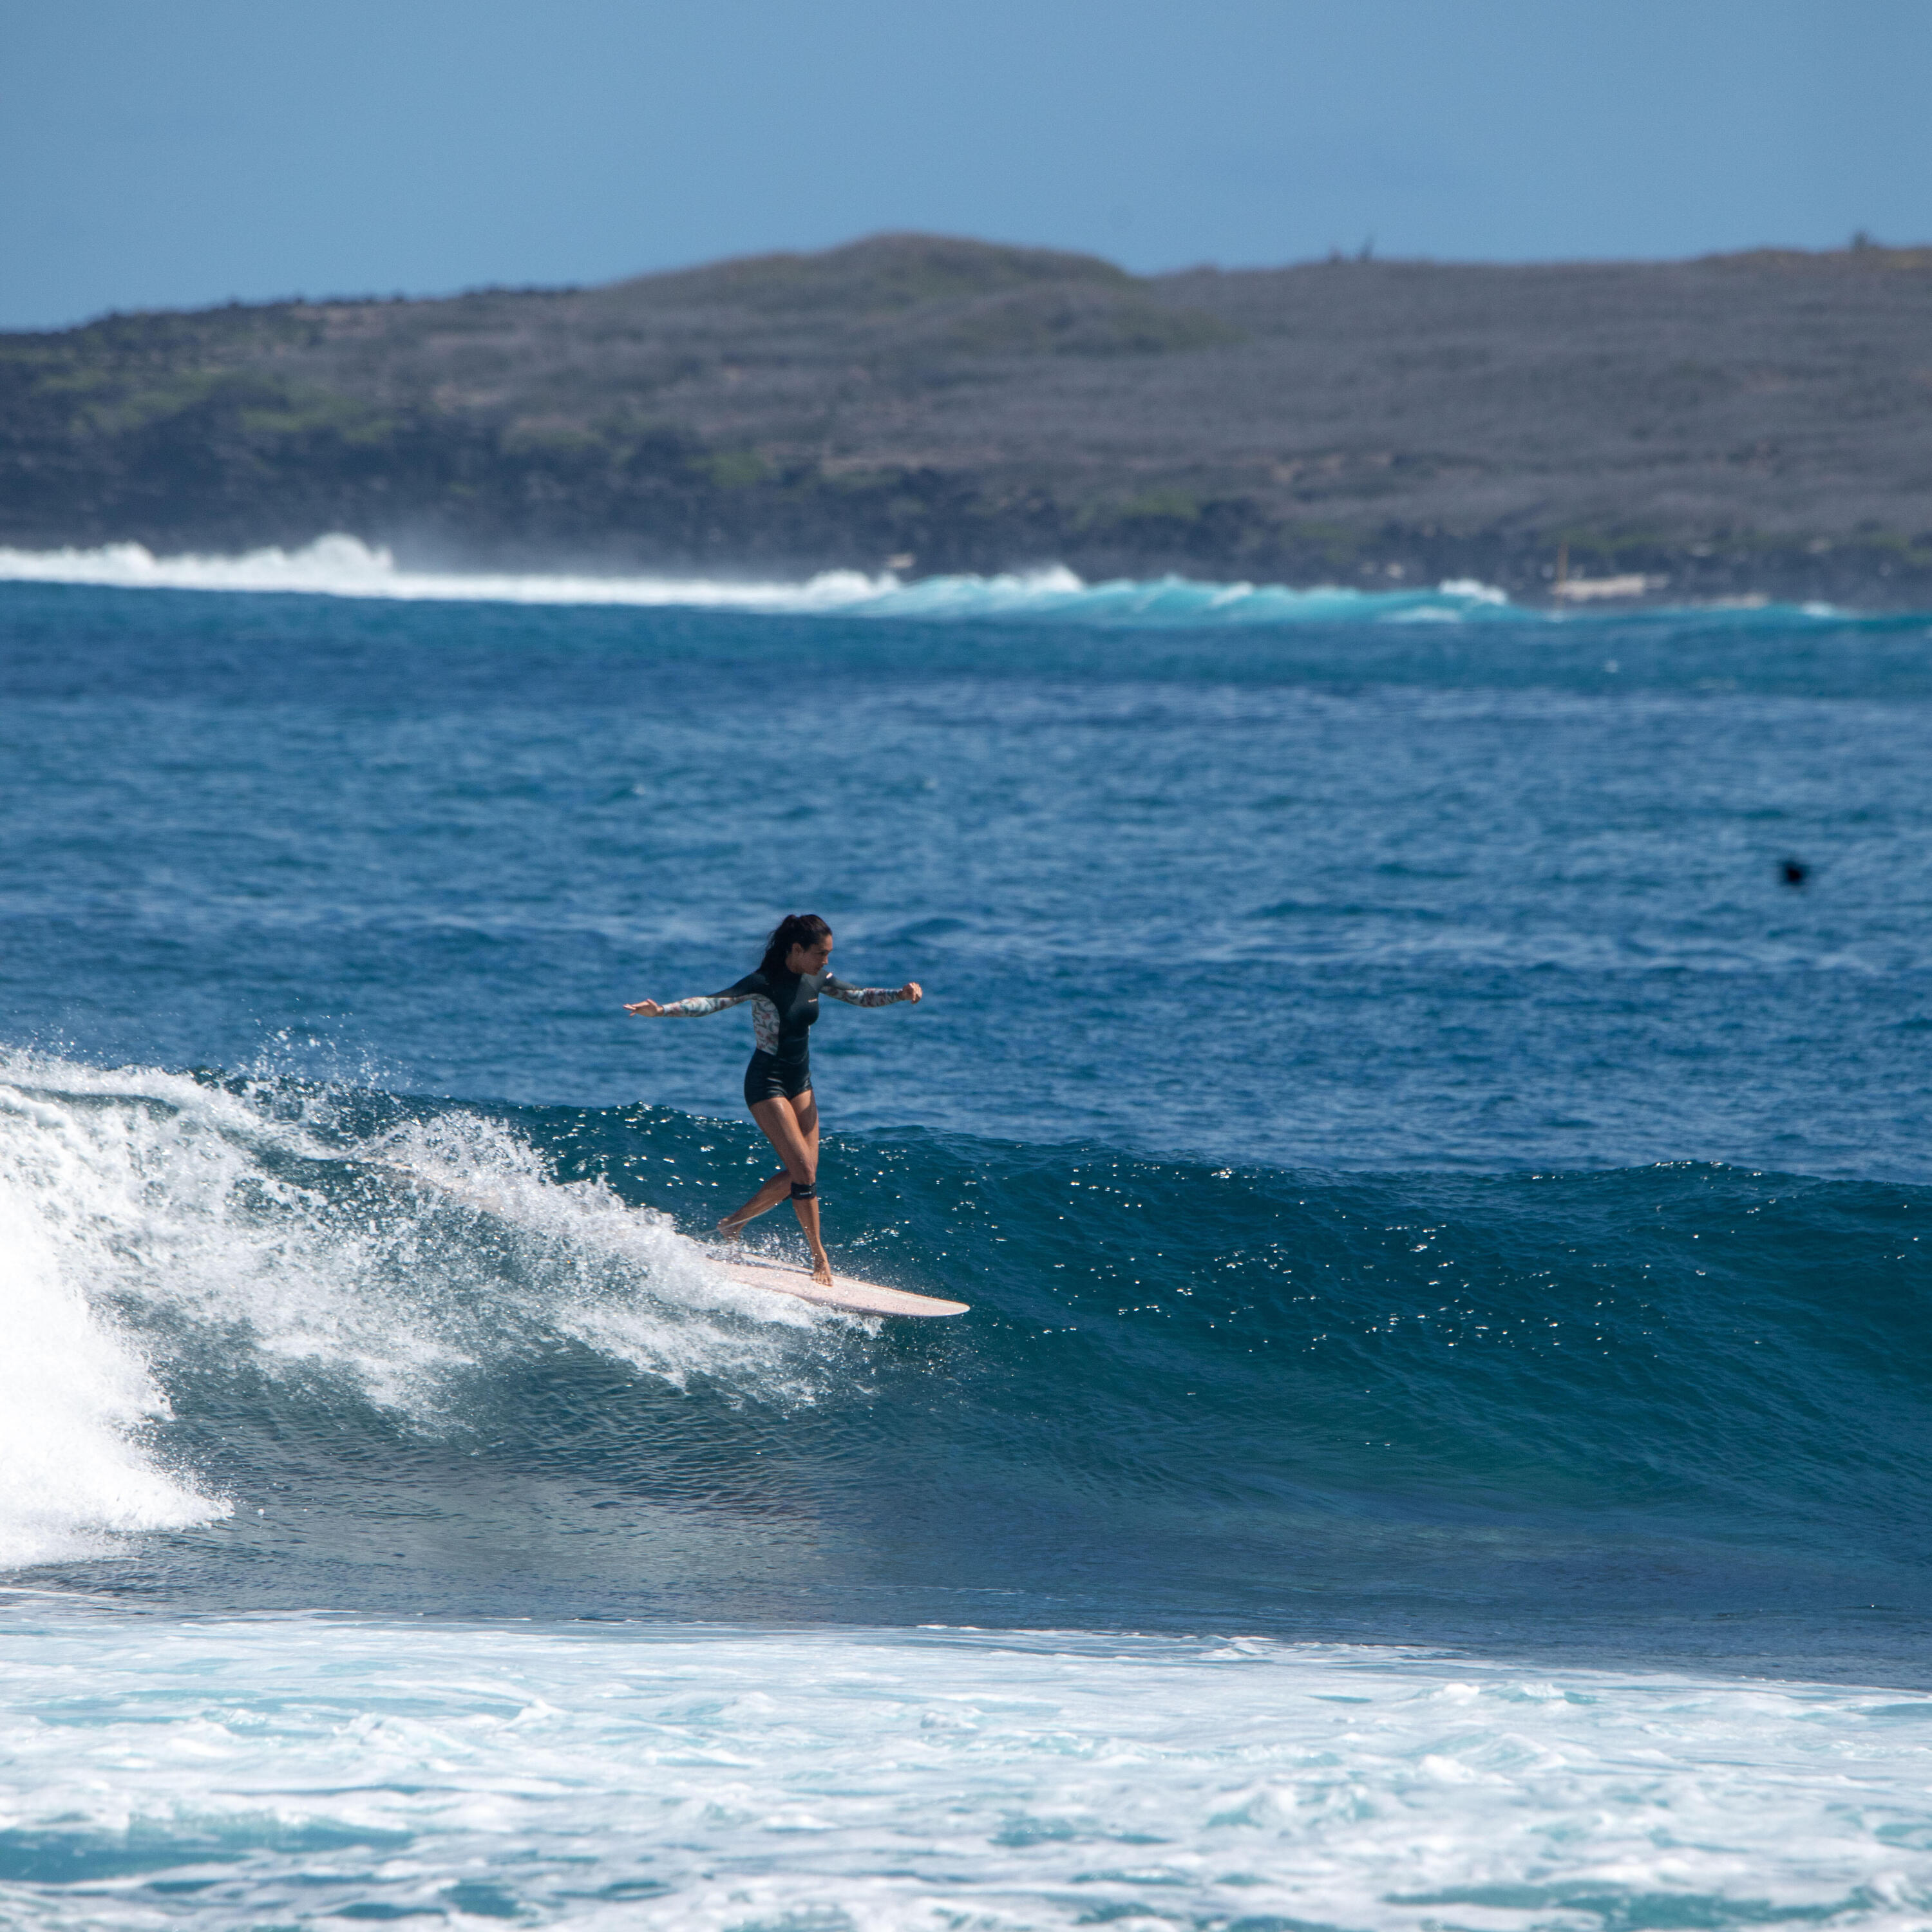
[655,967,913,1108]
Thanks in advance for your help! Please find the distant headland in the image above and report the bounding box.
[4,231,1930,604]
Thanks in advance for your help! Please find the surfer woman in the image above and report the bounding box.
[625,914,922,1284]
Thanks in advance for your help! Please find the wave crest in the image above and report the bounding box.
[0,533,893,611]
[0,533,1523,622]
[0,1075,228,1567]
[0,1052,853,1574]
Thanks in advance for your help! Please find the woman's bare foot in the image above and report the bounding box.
[810,1251,835,1286]
[718,1212,750,1242]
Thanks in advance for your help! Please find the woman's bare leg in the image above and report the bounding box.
[717,1166,793,1236]
[720,1093,818,1231]
[722,1092,829,1281]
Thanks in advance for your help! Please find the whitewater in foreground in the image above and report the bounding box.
[6,1611,1931,1931]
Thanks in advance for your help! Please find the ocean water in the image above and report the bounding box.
[3,542,1931,1927]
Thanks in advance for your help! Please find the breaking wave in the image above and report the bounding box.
[0,1052,854,1580]
[5,1046,1929,1654]
[3,532,1545,623]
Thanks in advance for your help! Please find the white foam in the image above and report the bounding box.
[0,1082,227,1568]
[0,532,1525,622]
[0,1052,838,1575]
[0,533,893,609]
[1,1618,1927,1929]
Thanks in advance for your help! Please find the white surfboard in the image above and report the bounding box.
[702,1249,969,1318]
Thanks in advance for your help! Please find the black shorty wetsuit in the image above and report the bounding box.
[656,967,913,1110]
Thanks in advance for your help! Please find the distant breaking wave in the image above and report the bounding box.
[0,532,1871,625]
[0,533,893,612]
[0,531,1518,623]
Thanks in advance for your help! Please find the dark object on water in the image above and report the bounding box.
[1781,858,1809,887]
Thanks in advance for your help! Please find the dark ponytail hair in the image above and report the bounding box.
[759,912,832,978]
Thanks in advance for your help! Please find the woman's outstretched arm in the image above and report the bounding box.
[822,975,923,1008]
[625,988,756,1018]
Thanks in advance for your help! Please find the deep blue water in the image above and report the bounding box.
[3,574,1931,1672]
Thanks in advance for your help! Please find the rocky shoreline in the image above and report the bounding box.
[5,233,1929,607]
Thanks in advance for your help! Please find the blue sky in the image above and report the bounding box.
[3,0,1926,330]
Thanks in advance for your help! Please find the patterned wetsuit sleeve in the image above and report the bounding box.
[653,992,752,1018]
[654,972,765,1019]
[822,974,911,1009]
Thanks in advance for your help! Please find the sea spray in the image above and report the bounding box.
[0,1056,860,1571]
[0,1077,227,1566]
